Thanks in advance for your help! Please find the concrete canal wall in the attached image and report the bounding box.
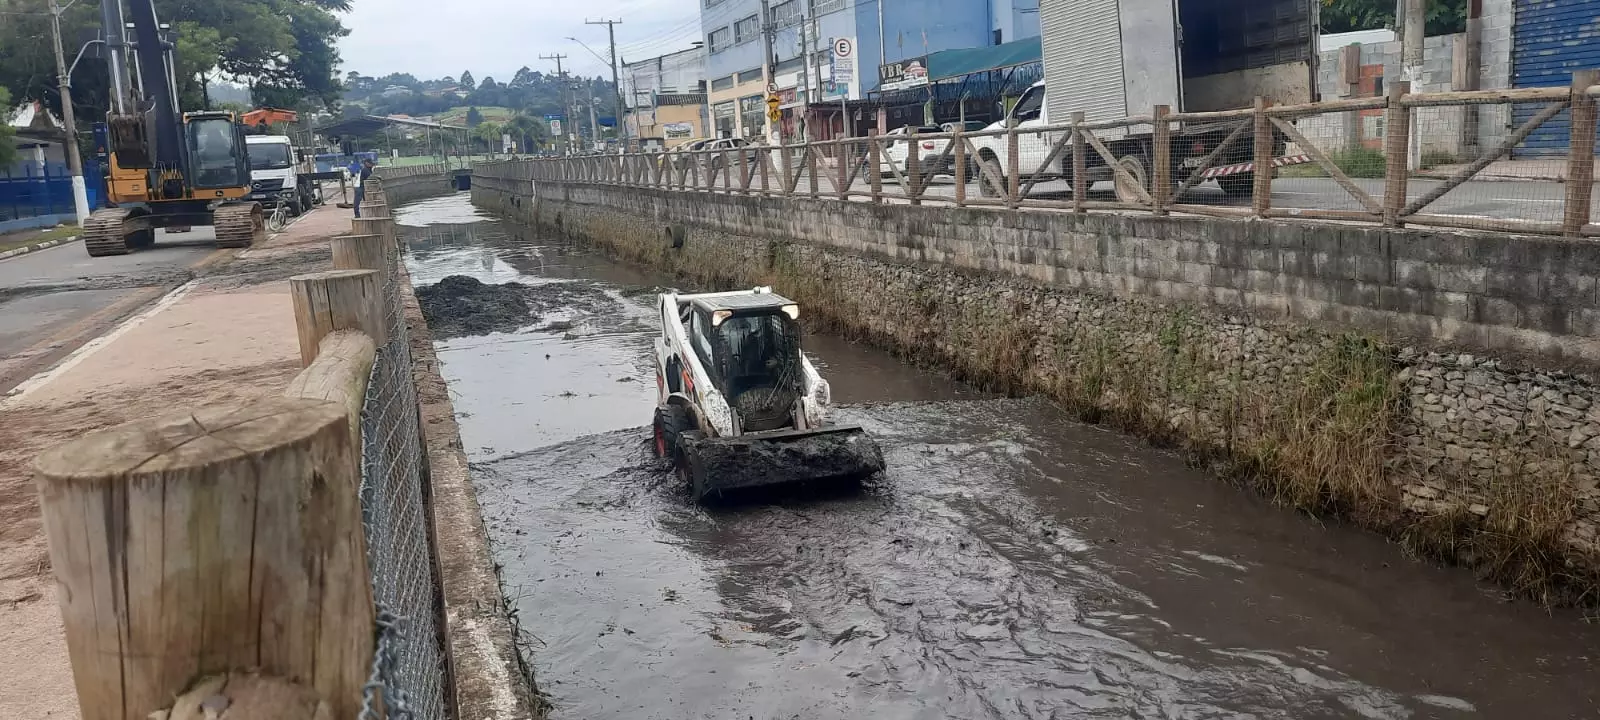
[473,165,1600,601]
[375,164,460,205]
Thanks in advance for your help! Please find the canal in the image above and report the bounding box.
[399,193,1599,720]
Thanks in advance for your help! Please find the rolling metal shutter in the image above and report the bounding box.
[1511,0,1600,158]
[1040,0,1127,124]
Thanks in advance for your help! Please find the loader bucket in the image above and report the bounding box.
[681,425,885,501]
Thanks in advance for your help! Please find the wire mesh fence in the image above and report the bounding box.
[356,208,448,720]
[509,71,1600,238]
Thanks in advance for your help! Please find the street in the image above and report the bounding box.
[0,229,221,393]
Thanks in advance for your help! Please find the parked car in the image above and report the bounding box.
[878,125,945,180]
[933,121,988,177]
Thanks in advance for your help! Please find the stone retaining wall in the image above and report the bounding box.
[474,165,1600,600]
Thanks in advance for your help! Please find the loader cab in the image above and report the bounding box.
[685,294,805,431]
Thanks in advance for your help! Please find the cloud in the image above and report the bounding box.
[338,0,702,82]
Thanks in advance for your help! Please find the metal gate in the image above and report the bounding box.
[1511,0,1600,157]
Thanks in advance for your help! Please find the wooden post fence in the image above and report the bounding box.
[290,269,387,367]
[1251,96,1273,217]
[35,396,374,720]
[1564,69,1598,237]
[1383,80,1412,227]
[1152,105,1172,214]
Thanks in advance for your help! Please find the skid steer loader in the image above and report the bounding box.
[652,287,885,501]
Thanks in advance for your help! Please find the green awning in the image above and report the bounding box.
[926,36,1042,82]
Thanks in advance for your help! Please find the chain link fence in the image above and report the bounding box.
[356,208,449,720]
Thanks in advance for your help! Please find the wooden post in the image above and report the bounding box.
[1563,69,1599,237]
[738,145,750,194]
[1072,111,1087,213]
[331,233,387,273]
[868,130,883,203]
[35,397,373,720]
[1006,122,1021,208]
[290,269,386,367]
[758,147,769,194]
[953,127,967,207]
[722,148,732,192]
[1383,80,1412,227]
[807,144,819,198]
[780,142,793,196]
[837,140,849,201]
[1251,96,1273,217]
[907,126,922,205]
[1152,104,1172,215]
[352,216,396,249]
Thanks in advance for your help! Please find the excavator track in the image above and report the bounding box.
[83,208,135,257]
[214,202,264,249]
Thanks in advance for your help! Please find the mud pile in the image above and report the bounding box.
[417,275,622,338]
[416,275,544,338]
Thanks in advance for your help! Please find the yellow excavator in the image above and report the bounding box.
[84,0,263,257]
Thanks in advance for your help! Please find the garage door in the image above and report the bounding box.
[1511,0,1600,158]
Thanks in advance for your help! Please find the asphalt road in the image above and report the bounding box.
[0,228,220,393]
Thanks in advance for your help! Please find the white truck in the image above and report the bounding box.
[245,134,317,216]
[970,0,1317,202]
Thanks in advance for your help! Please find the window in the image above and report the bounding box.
[247,142,293,171]
[739,95,765,137]
[713,100,736,137]
[711,75,735,92]
[187,118,245,189]
[734,15,760,44]
[738,68,765,85]
[708,26,731,53]
[772,0,801,27]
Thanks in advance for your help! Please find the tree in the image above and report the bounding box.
[1320,0,1467,35]
[479,76,499,91]
[473,121,504,152]
[505,113,550,154]
[466,106,484,127]
[0,88,15,168]
[459,71,476,90]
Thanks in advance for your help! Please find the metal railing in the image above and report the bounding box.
[497,70,1600,238]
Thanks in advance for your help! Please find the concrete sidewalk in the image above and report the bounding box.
[0,204,351,720]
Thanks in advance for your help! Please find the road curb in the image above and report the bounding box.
[0,236,78,261]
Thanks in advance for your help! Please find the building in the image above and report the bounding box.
[621,46,710,149]
[699,0,1040,141]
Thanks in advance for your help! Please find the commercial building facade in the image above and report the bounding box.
[699,0,1040,141]
[621,46,710,149]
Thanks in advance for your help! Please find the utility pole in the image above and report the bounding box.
[760,0,779,142]
[47,0,90,224]
[586,19,627,148]
[541,53,572,154]
[1401,0,1424,171]
[797,14,810,141]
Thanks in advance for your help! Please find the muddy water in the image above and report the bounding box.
[399,194,1599,720]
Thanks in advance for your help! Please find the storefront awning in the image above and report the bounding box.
[926,36,1042,82]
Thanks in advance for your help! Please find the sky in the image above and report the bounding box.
[337,0,702,83]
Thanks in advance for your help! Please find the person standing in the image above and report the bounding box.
[353,158,374,217]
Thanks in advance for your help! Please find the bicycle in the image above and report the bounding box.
[264,200,290,233]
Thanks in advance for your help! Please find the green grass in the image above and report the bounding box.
[0,224,79,254]
[434,106,516,126]
[1280,147,1388,179]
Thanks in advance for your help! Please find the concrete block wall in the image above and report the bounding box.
[474,167,1600,593]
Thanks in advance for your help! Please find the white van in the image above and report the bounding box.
[245,135,315,216]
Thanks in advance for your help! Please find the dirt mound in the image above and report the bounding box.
[416,275,622,338]
[417,275,543,338]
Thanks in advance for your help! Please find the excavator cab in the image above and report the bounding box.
[184,112,252,191]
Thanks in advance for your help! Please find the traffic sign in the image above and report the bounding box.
[766,94,780,109]
[833,37,853,58]
[767,107,782,123]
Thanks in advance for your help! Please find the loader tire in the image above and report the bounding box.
[653,403,693,461]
